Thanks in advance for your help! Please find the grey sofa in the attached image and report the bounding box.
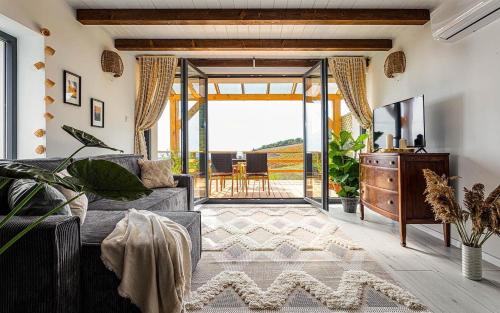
[0,154,201,313]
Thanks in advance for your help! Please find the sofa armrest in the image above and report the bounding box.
[0,216,80,313]
[174,174,194,210]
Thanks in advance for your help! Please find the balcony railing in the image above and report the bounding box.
[158,150,304,180]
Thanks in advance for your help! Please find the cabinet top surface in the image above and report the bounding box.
[360,153,450,156]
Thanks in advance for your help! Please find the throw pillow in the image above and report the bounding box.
[55,170,88,224]
[0,178,13,215]
[8,179,72,216]
[138,159,176,189]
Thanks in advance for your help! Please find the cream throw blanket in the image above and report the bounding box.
[101,209,192,313]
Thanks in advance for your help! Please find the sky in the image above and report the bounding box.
[157,100,305,153]
[208,100,303,151]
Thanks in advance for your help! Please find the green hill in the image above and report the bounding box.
[254,138,303,151]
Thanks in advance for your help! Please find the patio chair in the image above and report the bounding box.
[244,153,270,195]
[210,153,236,196]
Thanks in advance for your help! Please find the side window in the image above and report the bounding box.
[0,30,17,159]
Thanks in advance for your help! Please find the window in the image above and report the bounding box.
[156,78,182,173]
[0,30,17,159]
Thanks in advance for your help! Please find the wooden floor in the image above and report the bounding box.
[328,204,500,313]
[209,179,303,199]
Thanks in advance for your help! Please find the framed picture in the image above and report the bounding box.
[90,98,104,128]
[63,70,81,106]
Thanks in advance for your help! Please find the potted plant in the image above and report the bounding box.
[0,125,152,255]
[423,169,499,280]
[329,130,368,213]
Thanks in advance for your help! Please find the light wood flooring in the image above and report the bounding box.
[327,204,500,313]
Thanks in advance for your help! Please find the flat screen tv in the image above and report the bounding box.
[372,95,425,150]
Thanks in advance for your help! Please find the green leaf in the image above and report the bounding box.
[355,133,369,143]
[339,131,351,146]
[0,161,83,192]
[62,125,123,152]
[351,142,366,152]
[67,159,152,201]
[339,173,350,183]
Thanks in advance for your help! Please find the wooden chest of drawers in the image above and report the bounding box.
[359,153,451,247]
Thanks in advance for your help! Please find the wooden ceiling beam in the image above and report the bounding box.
[77,9,430,26]
[115,39,392,51]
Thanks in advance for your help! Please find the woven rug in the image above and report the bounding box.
[187,204,430,313]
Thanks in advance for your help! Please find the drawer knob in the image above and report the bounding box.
[387,178,393,182]
[390,161,395,165]
[388,200,394,205]
[375,160,379,164]
[368,160,372,163]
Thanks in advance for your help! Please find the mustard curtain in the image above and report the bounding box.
[134,56,177,159]
[328,57,373,130]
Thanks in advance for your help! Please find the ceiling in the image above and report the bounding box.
[65,0,445,73]
[66,0,443,10]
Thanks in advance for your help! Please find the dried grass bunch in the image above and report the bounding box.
[423,169,500,248]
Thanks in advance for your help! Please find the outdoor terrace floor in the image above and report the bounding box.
[209,179,303,199]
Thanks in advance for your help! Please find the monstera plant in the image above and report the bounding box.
[329,130,368,213]
[0,125,152,255]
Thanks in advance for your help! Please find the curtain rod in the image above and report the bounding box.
[134,56,371,66]
[135,55,177,59]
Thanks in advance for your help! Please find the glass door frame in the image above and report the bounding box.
[302,59,329,211]
[181,59,209,204]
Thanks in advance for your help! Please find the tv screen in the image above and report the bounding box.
[373,95,425,150]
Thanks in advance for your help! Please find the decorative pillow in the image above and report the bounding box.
[138,159,176,189]
[8,179,72,216]
[55,170,88,225]
[0,178,13,215]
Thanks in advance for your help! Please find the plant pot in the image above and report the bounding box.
[462,245,482,280]
[340,197,359,213]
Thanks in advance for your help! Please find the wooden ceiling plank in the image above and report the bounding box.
[77,9,430,26]
[115,39,392,51]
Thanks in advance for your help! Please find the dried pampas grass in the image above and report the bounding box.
[423,169,500,247]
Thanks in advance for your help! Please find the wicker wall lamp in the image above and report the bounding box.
[384,51,406,78]
[101,50,124,78]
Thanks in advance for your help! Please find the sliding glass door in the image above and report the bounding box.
[181,60,208,203]
[303,60,329,211]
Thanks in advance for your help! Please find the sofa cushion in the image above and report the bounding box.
[55,170,88,224]
[8,179,72,216]
[88,154,142,177]
[87,187,187,212]
[80,210,201,313]
[138,159,176,188]
[13,155,143,204]
[81,210,200,247]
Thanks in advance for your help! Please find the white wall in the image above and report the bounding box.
[0,13,45,159]
[367,21,500,263]
[0,0,136,158]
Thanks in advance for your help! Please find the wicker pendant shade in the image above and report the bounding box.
[45,46,56,56]
[40,28,51,37]
[45,79,56,88]
[384,51,406,78]
[101,50,124,77]
[34,62,45,70]
[34,129,46,137]
[44,96,55,105]
[35,145,46,154]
